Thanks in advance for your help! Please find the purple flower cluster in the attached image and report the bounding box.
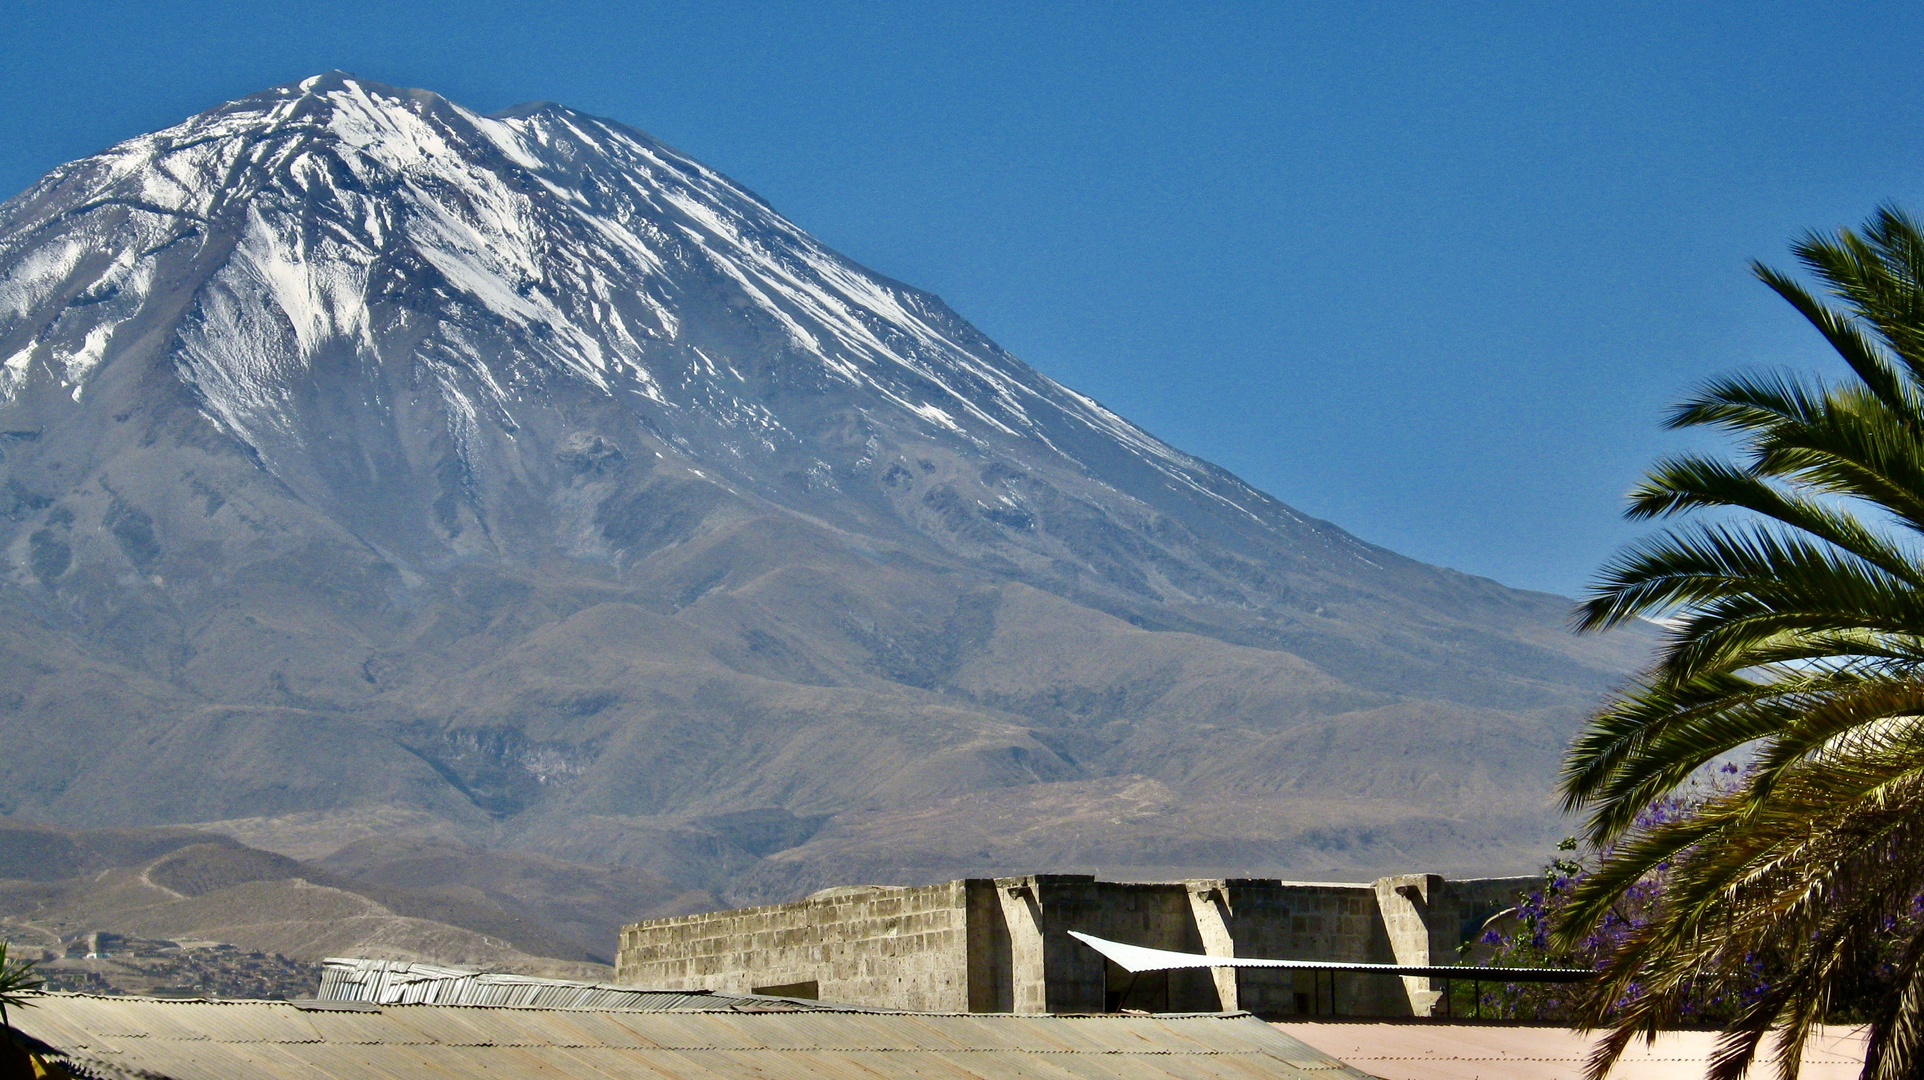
[1467,764,1763,1023]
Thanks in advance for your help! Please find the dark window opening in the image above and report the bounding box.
[1103,966,1169,1013]
[752,980,819,1000]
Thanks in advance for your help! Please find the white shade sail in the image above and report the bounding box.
[1066,931,1589,982]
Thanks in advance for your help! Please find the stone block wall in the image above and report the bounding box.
[1444,877,1541,937]
[1010,875,1222,1014]
[614,880,973,1011]
[1209,878,1405,1016]
[614,872,1540,1017]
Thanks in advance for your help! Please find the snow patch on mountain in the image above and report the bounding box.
[0,72,1303,533]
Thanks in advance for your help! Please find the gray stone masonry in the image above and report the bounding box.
[615,872,1536,1017]
[614,880,974,1011]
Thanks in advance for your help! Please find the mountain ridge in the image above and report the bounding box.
[0,73,1646,912]
[0,815,716,985]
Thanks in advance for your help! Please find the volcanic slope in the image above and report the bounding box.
[0,74,1648,903]
[0,817,708,976]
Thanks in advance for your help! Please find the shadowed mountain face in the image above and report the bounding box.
[0,74,1647,909]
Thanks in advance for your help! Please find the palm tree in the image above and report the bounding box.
[0,940,42,1070]
[1559,206,1924,1080]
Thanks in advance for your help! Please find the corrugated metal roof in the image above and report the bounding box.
[14,993,1375,1079]
[315,957,834,1011]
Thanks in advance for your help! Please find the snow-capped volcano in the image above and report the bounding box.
[6,74,1058,433]
[0,76,1647,900]
[1,72,1300,574]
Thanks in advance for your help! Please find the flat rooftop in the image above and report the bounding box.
[1278,1022,1869,1080]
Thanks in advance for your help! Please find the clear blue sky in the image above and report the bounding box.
[2,1,1915,596]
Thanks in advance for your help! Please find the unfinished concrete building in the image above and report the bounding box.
[616,873,1533,1017]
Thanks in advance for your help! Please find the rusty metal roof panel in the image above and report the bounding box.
[154,1002,324,1045]
[622,1046,797,1080]
[913,1013,1079,1053]
[1036,1055,1202,1080]
[384,1006,667,1049]
[1007,1015,1141,1054]
[1014,1014,1174,1053]
[428,1045,627,1079]
[254,1043,448,1080]
[689,1048,941,1080]
[908,1016,1039,1054]
[693,1010,820,1050]
[955,1013,1110,1054]
[291,1008,426,1045]
[497,1010,632,1049]
[517,1044,691,1079]
[611,1047,765,1080]
[764,1048,984,1080]
[31,997,310,1045]
[1140,1015,1283,1054]
[867,1012,992,1051]
[467,1009,634,1048]
[35,994,209,1041]
[530,1011,662,1049]
[66,1043,264,1080]
[603,1009,767,1047]
[200,1044,368,1080]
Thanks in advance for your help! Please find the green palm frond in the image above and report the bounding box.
[0,940,42,1035]
[1562,206,1924,1080]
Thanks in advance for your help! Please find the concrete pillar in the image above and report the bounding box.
[1372,873,1444,1016]
[1184,880,1238,1012]
[995,878,1049,1014]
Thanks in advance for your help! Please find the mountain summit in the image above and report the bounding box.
[4,71,1361,595]
[0,75,1644,902]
